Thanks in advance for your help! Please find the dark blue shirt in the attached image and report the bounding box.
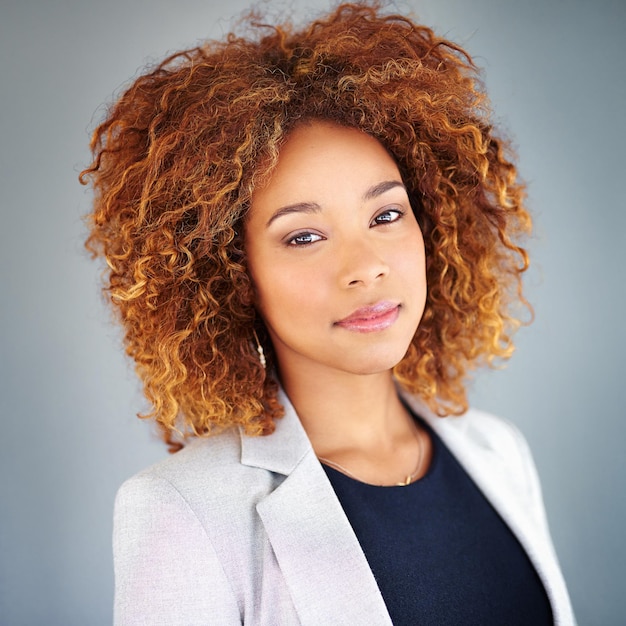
[322,420,553,625]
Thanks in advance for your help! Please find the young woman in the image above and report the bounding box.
[82,3,575,624]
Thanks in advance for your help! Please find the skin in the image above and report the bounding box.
[245,121,432,485]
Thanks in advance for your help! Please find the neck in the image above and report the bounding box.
[278,364,409,457]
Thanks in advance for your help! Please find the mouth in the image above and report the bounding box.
[334,301,401,333]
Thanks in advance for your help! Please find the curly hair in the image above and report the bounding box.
[81,1,531,450]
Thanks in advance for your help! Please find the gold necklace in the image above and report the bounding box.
[318,427,425,487]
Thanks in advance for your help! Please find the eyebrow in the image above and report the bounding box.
[265,179,406,227]
[266,201,321,228]
[363,180,406,201]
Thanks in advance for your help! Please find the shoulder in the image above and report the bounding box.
[114,426,294,553]
[437,407,533,464]
[434,407,539,492]
[131,426,242,482]
[115,427,277,521]
[113,436,235,547]
[116,431,232,505]
[401,389,531,462]
[114,431,237,543]
[400,389,541,500]
[432,405,536,485]
[452,409,544,498]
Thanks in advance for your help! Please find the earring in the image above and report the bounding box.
[252,329,266,369]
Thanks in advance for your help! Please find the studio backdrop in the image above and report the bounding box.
[0,0,624,624]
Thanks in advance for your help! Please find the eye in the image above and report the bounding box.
[286,231,324,246]
[371,207,404,226]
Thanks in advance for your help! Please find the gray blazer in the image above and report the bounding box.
[113,389,576,625]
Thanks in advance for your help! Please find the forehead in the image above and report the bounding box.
[251,121,402,209]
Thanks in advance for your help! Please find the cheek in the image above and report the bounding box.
[252,259,328,323]
[395,229,426,279]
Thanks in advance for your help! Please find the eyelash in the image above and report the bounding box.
[285,207,405,247]
[371,207,405,226]
[287,232,324,246]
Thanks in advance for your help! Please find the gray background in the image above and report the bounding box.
[1,0,624,624]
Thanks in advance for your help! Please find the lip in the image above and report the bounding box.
[334,301,401,333]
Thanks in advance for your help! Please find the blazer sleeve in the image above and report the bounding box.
[506,420,553,535]
[113,473,242,625]
[492,416,577,626]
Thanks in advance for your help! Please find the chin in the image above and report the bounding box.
[340,348,408,377]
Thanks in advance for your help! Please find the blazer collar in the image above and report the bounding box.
[239,388,312,475]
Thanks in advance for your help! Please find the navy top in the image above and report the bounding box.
[322,419,553,625]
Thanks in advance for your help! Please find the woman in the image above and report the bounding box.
[82,3,575,624]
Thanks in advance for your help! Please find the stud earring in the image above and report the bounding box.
[252,329,266,369]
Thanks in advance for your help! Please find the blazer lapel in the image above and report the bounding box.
[241,390,392,626]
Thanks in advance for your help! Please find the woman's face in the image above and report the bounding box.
[245,121,427,380]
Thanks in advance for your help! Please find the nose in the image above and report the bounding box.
[337,237,390,288]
